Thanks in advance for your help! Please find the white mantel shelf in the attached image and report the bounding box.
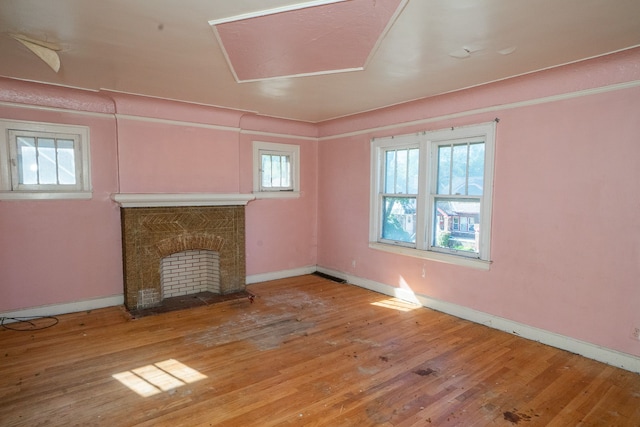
[111,193,255,208]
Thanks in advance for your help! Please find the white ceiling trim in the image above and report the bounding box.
[207,0,350,25]
[360,0,409,72]
[240,129,317,141]
[236,67,365,84]
[318,79,640,141]
[114,113,240,132]
[210,23,366,84]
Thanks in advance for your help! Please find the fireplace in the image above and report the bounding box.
[114,194,254,311]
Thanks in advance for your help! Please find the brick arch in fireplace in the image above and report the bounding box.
[155,233,225,258]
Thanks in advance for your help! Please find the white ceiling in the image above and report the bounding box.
[1,0,639,123]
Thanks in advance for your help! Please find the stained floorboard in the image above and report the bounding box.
[1,275,639,426]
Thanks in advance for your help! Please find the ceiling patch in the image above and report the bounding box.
[210,0,406,82]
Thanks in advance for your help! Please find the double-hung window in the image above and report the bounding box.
[252,141,300,198]
[370,122,496,269]
[380,143,420,246]
[0,119,91,200]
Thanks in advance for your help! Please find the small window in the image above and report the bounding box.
[0,120,91,200]
[370,122,496,269]
[260,151,292,191]
[253,141,300,198]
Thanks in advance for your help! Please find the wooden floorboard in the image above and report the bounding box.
[1,274,639,426]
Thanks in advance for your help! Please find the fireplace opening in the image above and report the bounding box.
[160,250,220,299]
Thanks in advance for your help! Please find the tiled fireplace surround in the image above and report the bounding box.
[117,196,251,311]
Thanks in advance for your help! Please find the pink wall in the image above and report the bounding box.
[109,92,245,193]
[116,121,241,193]
[243,138,318,275]
[0,88,122,311]
[2,48,639,361]
[317,49,640,357]
[240,114,318,275]
[0,80,318,313]
[239,114,319,276]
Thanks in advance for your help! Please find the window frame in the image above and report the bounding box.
[369,122,496,270]
[252,141,300,199]
[0,119,92,200]
[376,138,422,248]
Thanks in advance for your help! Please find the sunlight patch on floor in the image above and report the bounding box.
[113,359,207,397]
[371,298,421,312]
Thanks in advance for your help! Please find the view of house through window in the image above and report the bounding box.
[432,140,484,254]
[381,147,418,244]
[370,122,496,266]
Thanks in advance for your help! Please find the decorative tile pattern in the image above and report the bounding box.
[121,206,246,310]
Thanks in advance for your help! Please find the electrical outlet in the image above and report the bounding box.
[632,327,640,341]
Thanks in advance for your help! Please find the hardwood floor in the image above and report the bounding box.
[1,275,639,426]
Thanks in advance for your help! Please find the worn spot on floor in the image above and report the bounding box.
[414,368,435,376]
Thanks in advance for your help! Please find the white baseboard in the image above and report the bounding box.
[1,266,317,321]
[316,266,640,374]
[0,294,124,324]
[5,267,639,374]
[246,265,317,285]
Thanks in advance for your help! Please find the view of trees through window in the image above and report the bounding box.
[381,147,418,244]
[433,141,484,254]
[380,141,485,254]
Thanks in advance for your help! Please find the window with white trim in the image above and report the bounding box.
[0,119,91,200]
[252,141,300,198]
[370,122,496,268]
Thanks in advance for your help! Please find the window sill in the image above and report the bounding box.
[253,191,301,200]
[0,191,93,201]
[369,242,491,271]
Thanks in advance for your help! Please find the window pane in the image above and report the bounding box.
[437,145,451,195]
[468,142,484,196]
[17,137,37,185]
[385,150,396,193]
[384,148,418,195]
[395,149,408,193]
[407,148,419,194]
[56,139,76,185]
[271,155,282,186]
[433,199,480,254]
[280,155,291,187]
[438,142,485,196]
[261,154,272,187]
[451,144,468,195]
[261,153,291,189]
[382,196,416,244]
[37,138,58,184]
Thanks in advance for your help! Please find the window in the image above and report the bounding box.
[261,151,292,191]
[380,146,419,245]
[252,141,300,198]
[0,119,91,200]
[370,122,496,269]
